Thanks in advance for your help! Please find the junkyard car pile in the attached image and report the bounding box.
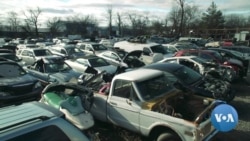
[0,37,248,141]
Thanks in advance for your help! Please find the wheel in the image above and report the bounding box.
[156,132,181,141]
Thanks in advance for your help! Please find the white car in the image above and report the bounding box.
[97,50,145,68]
[76,42,108,55]
[158,56,236,82]
[16,48,56,65]
[65,55,117,74]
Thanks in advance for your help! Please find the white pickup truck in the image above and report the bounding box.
[83,68,223,141]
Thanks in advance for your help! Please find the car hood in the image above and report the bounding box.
[50,70,82,82]
[95,65,117,74]
[227,58,243,66]
[0,74,37,86]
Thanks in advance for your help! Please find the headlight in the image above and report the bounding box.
[33,81,42,89]
[78,74,84,84]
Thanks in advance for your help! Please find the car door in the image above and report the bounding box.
[107,80,140,132]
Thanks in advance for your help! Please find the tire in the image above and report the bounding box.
[156,132,181,141]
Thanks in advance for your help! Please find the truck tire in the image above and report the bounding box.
[156,132,181,141]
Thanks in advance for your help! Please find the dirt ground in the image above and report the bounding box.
[88,78,250,141]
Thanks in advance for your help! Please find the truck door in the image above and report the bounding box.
[107,80,140,132]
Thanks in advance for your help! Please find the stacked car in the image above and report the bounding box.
[1,36,247,141]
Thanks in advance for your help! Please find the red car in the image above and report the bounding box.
[174,49,244,78]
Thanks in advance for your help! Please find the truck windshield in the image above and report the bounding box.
[136,74,174,101]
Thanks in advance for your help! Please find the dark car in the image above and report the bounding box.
[221,46,250,57]
[143,63,235,102]
[24,56,82,86]
[0,52,25,66]
[0,58,43,107]
[206,47,249,77]
[174,49,244,78]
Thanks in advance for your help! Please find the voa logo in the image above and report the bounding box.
[211,104,238,132]
[214,113,235,122]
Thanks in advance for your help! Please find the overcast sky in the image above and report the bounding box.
[0,0,250,27]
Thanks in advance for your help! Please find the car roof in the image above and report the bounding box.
[113,68,164,82]
[0,101,63,133]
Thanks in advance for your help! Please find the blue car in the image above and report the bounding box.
[0,58,43,107]
[25,56,82,86]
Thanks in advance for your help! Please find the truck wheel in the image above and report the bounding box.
[156,132,181,141]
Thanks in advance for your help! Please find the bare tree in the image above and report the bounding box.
[64,14,98,37]
[46,17,63,37]
[7,11,20,32]
[127,11,150,36]
[22,7,42,37]
[107,5,113,37]
[116,12,122,36]
[168,6,181,36]
[175,0,185,36]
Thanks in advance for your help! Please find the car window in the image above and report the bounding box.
[92,44,107,51]
[173,66,201,85]
[33,49,53,56]
[136,74,173,101]
[7,125,70,141]
[21,50,29,56]
[111,53,119,60]
[113,79,131,98]
[89,58,109,67]
[199,53,213,60]
[45,62,71,73]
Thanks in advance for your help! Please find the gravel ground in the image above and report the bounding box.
[87,78,250,141]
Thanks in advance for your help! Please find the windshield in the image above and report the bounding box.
[192,57,208,64]
[92,44,107,51]
[150,45,168,54]
[45,62,71,73]
[34,49,53,56]
[66,47,83,55]
[229,50,244,57]
[136,74,174,101]
[89,58,110,67]
[211,51,223,61]
[0,63,26,77]
[173,66,202,85]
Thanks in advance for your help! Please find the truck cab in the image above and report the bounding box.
[86,68,223,141]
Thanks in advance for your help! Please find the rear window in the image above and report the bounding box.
[7,125,70,141]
